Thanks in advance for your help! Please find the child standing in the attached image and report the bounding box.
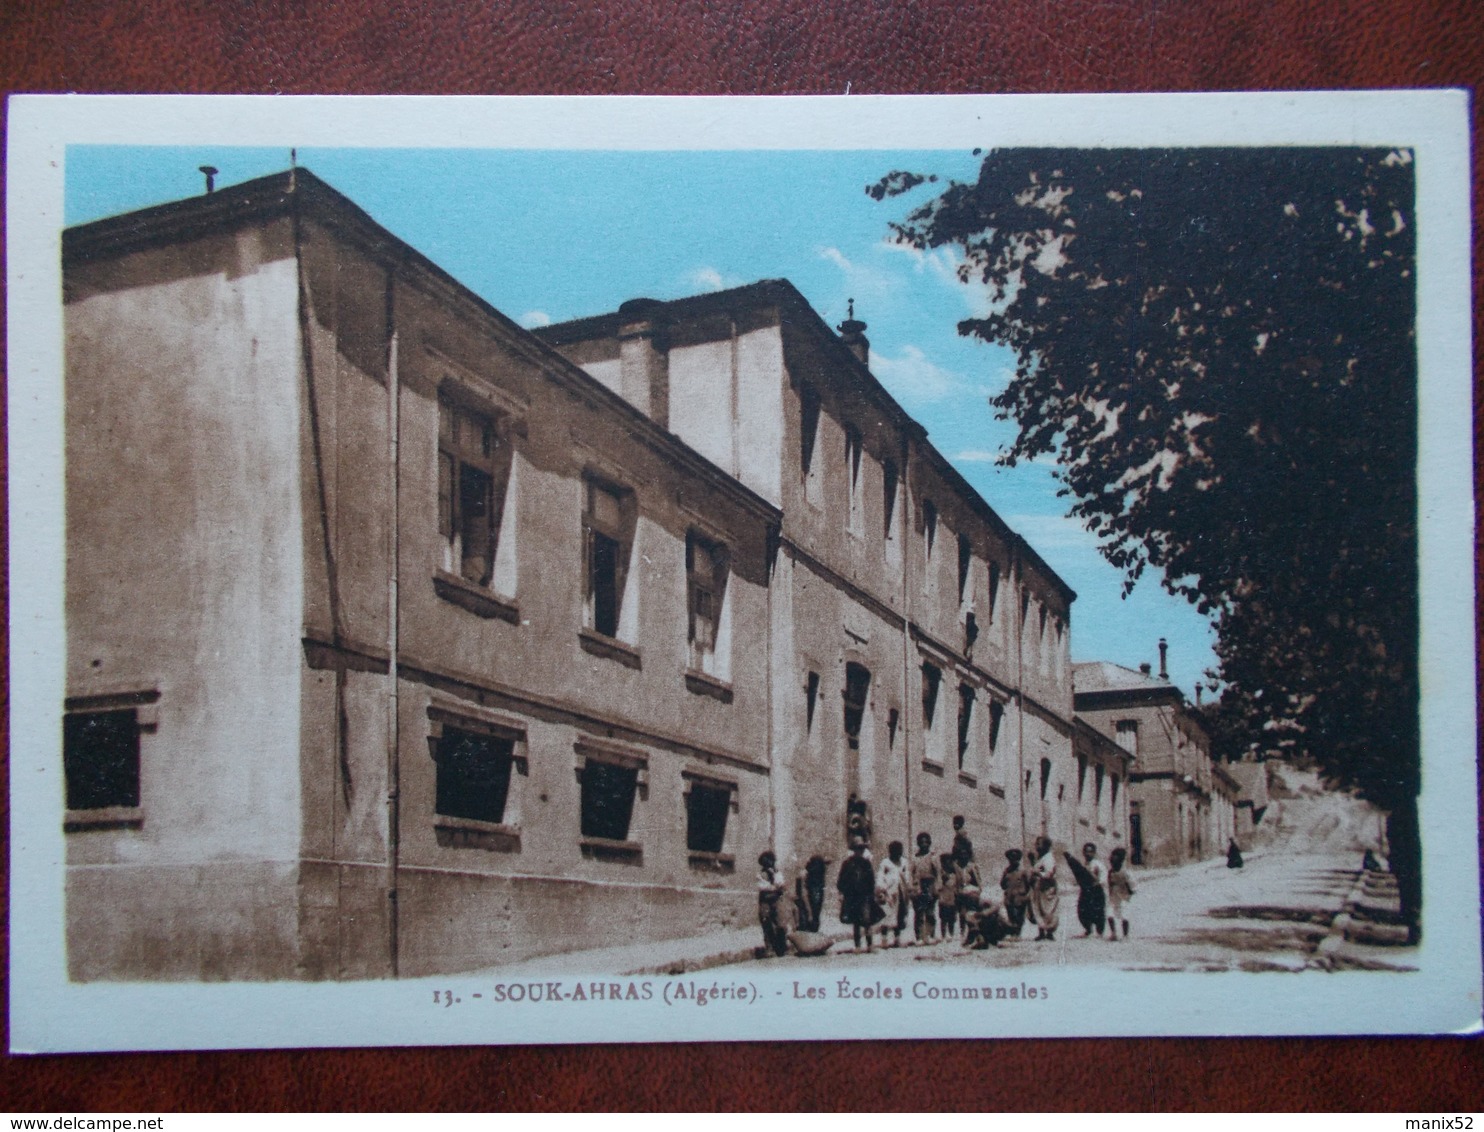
[909,833,939,945]
[937,852,959,941]
[1107,847,1135,940]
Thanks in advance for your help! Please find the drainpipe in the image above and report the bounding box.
[899,434,914,848]
[384,284,402,978]
[1014,545,1028,852]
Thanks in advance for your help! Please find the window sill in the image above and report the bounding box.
[434,815,521,852]
[687,850,735,873]
[957,770,978,788]
[1096,824,1107,834]
[65,806,144,832]
[987,783,1005,799]
[433,571,519,623]
[579,629,642,670]
[684,669,734,704]
[920,759,945,777]
[580,835,644,864]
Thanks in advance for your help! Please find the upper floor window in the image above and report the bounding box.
[844,425,863,535]
[800,384,823,508]
[583,477,635,640]
[988,700,1004,754]
[958,533,972,603]
[956,683,975,768]
[1115,719,1140,758]
[882,459,899,541]
[921,662,942,727]
[686,532,729,677]
[923,500,938,562]
[439,398,510,587]
[988,562,1001,622]
[843,662,871,751]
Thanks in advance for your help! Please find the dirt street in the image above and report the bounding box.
[726,847,1411,974]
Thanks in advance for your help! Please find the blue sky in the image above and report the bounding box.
[66,144,1218,693]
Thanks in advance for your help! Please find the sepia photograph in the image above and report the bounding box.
[9,92,1479,1051]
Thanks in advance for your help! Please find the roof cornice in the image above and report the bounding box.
[64,168,781,530]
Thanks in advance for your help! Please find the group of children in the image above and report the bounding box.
[755,818,1137,957]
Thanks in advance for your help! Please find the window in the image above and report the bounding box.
[685,779,734,855]
[581,760,639,841]
[583,477,634,639]
[923,500,938,560]
[844,425,863,534]
[958,533,972,602]
[921,662,942,727]
[964,611,979,652]
[686,532,728,676]
[800,384,823,507]
[957,683,975,768]
[1095,764,1106,806]
[843,662,871,751]
[63,709,141,811]
[989,700,1004,753]
[439,397,510,587]
[1077,753,1088,801]
[435,727,515,825]
[1115,719,1140,758]
[1039,756,1052,800]
[988,562,1001,622]
[882,459,899,539]
[805,670,821,732]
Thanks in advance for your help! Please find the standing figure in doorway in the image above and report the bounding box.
[1029,836,1061,941]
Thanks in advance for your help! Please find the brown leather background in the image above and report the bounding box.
[4,0,1482,1111]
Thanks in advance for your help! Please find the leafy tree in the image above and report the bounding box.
[874,149,1419,936]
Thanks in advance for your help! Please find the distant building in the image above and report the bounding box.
[1224,759,1271,847]
[61,168,1083,979]
[1073,647,1238,867]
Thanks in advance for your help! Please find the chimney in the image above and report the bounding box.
[617,298,669,428]
[1158,637,1169,680]
[1139,663,1152,676]
[199,165,219,194]
[837,298,869,366]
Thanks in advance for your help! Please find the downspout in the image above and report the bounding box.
[384,281,402,978]
[899,435,914,847]
[1014,545,1028,852]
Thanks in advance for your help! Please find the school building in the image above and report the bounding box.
[1073,650,1239,867]
[62,167,1092,980]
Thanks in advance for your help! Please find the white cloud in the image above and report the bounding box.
[869,344,967,404]
[952,449,1003,464]
[687,265,741,292]
[817,244,895,303]
[1003,512,1100,553]
[519,310,552,328]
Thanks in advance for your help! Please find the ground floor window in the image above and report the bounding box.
[435,727,515,824]
[582,760,638,841]
[63,708,140,811]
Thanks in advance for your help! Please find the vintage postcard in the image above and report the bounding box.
[7,92,1479,1051]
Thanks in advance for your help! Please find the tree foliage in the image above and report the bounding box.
[875,148,1418,828]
